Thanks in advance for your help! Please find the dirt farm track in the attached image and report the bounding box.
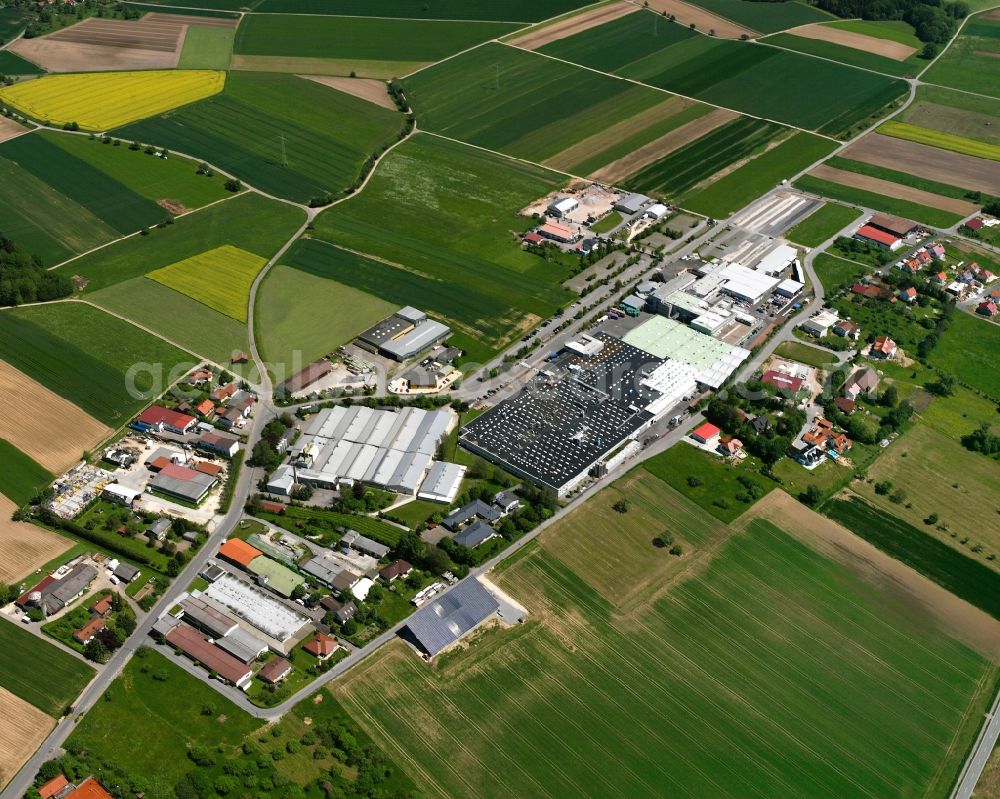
[842,133,1000,197]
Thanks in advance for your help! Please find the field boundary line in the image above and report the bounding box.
[398,35,509,80]
[418,129,585,181]
[500,40,841,142]
[755,35,909,81]
[915,3,1000,80]
[239,10,529,23]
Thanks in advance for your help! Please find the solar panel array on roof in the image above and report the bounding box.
[403,579,499,656]
[460,334,662,494]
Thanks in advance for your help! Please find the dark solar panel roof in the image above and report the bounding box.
[403,579,499,656]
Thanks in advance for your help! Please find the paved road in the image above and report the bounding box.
[953,689,1000,799]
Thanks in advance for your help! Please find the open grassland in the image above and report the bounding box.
[0,7,30,41]
[251,0,593,19]
[787,203,861,247]
[878,120,1000,162]
[774,340,837,367]
[928,311,1000,398]
[0,50,42,74]
[310,134,571,362]
[177,24,234,69]
[813,252,867,288]
[795,174,965,228]
[901,86,1000,146]
[0,69,224,130]
[686,0,832,32]
[0,496,71,584]
[0,687,54,790]
[337,512,996,798]
[763,31,921,76]
[682,131,836,217]
[402,43,679,169]
[623,116,783,200]
[539,467,729,611]
[0,439,52,505]
[89,277,249,368]
[924,12,1000,100]
[855,424,1000,569]
[0,362,111,476]
[118,72,404,203]
[0,156,118,266]
[234,15,518,66]
[42,130,228,212]
[0,620,93,716]
[69,650,262,790]
[147,244,265,322]
[0,303,193,426]
[825,495,1000,621]
[256,264,395,376]
[921,383,1000,441]
[67,192,305,293]
[0,132,164,235]
[642,442,775,522]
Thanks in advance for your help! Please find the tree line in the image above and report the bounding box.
[0,234,73,307]
[812,0,968,46]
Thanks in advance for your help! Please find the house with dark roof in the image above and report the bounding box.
[453,520,499,549]
[842,368,879,401]
[257,657,292,684]
[833,320,861,340]
[442,499,501,531]
[379,560,413,583]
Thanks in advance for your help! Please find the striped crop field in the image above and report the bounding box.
[334,515,997,798]
[147,244,266,322]
[878,120,1000,162]
[0,70,225,131]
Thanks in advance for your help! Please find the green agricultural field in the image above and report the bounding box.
[66,192,304,293]
[0,49,42,74]
[251,0,591,18]
[687,0,832,32]
[929,311,1000,398]
[118,72,405,203]
[900,86,1000,146]
[0,6,31,42]
[538,9,698,72]
[878,120,1000,161]
[255,264,395,379]
[855,424,1000,568]
[921,383,1000,441]
[682,131,836,217]
[0,303,193,426]
[401,43,675,167]
[812,252,867,289]
[825,155,976,198]
[826,18,924,47]
[0,132,164,234]
[795,174,964,228]
[763,31,921,77]
[924,12,1000,100]
[825,496,1000,620]
[177,24,234,69]
[623,116,783,199]
[337,514,995,799]
[0,440,52,505]
[589,210,621,234]
[234,15,518,65]
[787,203,862,247]
[642,443,775,522]
[310,134,572,361]
[0,619,93,716]
[147,244,265,322]
[774,340,837,367]
[42,131,229,211]
[0,156,115,265]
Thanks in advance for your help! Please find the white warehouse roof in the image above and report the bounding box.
[720,263,780,303]
[418,461,467,504]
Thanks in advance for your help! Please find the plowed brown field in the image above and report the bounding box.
[809,163,980,215]
[0,686,54,790]
[509,2,639,50]
[0,117,25,144]
[0,496,71,584]
[300,75,396,109]
[642,0,755,38]
[0,360,111,474]
[788,23,917,60]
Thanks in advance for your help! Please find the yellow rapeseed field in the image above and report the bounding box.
[879,120,1000,162]
[0,70,225,131]
[147,244,266,322]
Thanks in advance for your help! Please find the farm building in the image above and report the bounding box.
[454,519,499,549]
[133,405,197,435]
[547,197,578,218]
[644,203,668,220]
[690,422,721,446]
[401,578,499,657]
[164,624,253,689]
[868,214,917,238]
[800,309,839,338]
[102,483,140,507]
[851,283,882,299]
[280,359,334,396]
[149,463,217,504]
[357,307,452,362]
[417,461,466,504]
[537,222,576,243]
[257,657,292,684]
[289,405,452,495]
[197,431,240,459]
[113,562,140,583]
[178,595,238,639]
[615,193,649,215]
[73,617,105,645]
[23,564,98,616]
[870,336,898,359]
[854,225,902,251]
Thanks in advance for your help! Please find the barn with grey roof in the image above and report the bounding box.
[401,579,499,657]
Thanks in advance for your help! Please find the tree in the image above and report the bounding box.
[612,499,631,514]
[879,385,899,408]
[926,371,956,397]
[801,485,823,506]
[925,512,939,525]
[224,178,242,192]
[669,544,684,556]
[920,41,938,58]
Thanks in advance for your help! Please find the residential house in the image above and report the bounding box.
[870,336,897,360]
[210,383,239,403]
[133,406,196,435]
[842,367,879,401]
[690,421,721,446]
[750,416,771,435]
[834,397,856,414]
[379,560,413,583]
[442,499,502,531]
[194,399,215,418]
[492,492,521,516]
[833,320,861,340]
[147,518,171,541]
[303,632,340,661]
[89,596,113,617]
[978,300,998,317]
[257,657,292,684]
[851,283,882,299]
[454,519,500,549]
[73,617,105,645]
[720,437,743,456]
[897,287,917,303]
[931,271,948,285]
[929,243,946,261]
[965,217,985,231]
